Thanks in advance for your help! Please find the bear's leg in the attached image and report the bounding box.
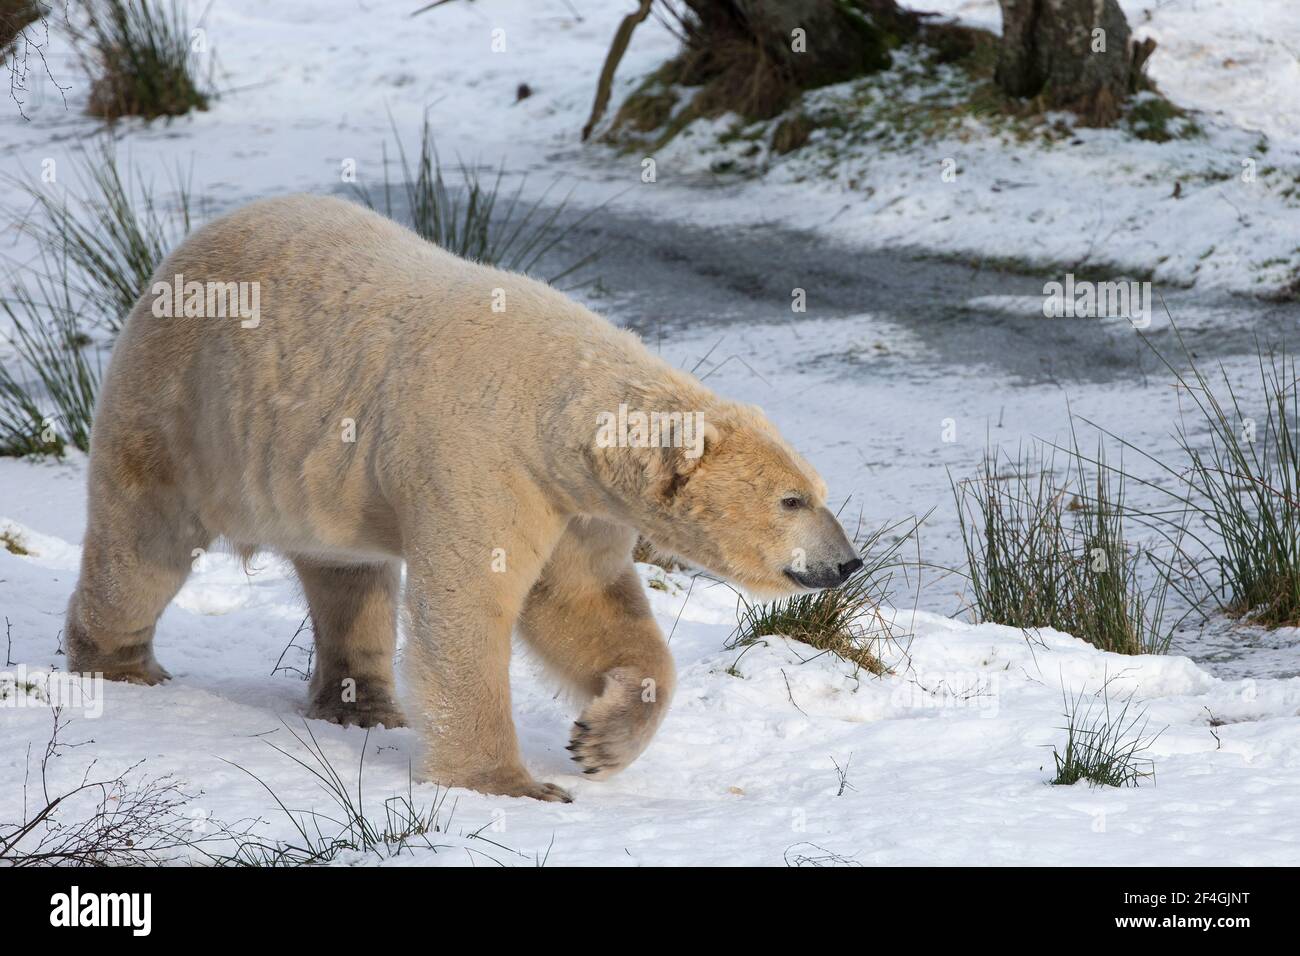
[66,479,207,684]
[294,559,405,729]
[519,518,676,779]
[402,514,572,802]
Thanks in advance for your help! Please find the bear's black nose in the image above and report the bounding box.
[838,558,864,579]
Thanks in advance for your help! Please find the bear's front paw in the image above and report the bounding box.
[518,781,574,803]
[567,666,669,778]
[453,769,573,803]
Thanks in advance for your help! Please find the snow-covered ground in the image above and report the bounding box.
[3,1,1300,866]
[4,451,1300,866]
[2,1,1299,297]
[4,310,1300,865]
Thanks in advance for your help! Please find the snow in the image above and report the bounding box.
[4,346,1300,865]
[3,1,1299,299]
[3,0,1300,865]
[3,453,1300,865]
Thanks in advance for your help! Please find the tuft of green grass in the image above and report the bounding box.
[75,0,211,121]
[362,116,602,285]
[0,361,59,457]
[1126,92,1201,143]
[1049,682,1160,787]
[954,444,1075,631]
[1072,444,1178,656]
[8,140,195,332]
[1175,347,1300,624]
[728,515,922,677]
[953,438,1179,655]
[1097,334,1300,628]
[0,256,101,457]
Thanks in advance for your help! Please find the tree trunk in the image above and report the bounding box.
[589,0,944,137]
[995,0,1155,126]
[683,0,917,89]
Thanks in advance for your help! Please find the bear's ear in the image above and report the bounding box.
[647,419,719,500]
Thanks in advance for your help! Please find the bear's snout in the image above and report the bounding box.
[784,557,860,590]
[782,509,862,591]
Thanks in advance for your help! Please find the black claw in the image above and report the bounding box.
[574,721,589,732]
[583,766,601,774]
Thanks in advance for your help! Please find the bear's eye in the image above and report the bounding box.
[780,496,803,510]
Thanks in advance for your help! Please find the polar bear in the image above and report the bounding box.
[65,195,861,801]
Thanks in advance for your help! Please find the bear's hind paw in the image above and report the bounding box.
[306,695,407,729]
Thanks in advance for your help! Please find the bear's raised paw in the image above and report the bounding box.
[566,666,668,778]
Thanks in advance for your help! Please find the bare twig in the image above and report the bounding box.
[0,708,205,865]
[830,753,856,796]
[582,0,655,141]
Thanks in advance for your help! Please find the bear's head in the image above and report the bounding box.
[597,398,861,600]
